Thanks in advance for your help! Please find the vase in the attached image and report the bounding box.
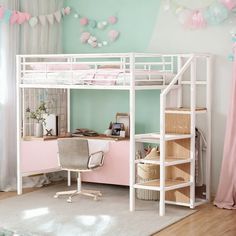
[35,122,43,137]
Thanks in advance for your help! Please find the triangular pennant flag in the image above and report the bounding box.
[46,14,54,25]
[54,11,61,23]
[29,17,38,27]
[39,15,46,26]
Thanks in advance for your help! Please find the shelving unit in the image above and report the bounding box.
[130,54,212,216]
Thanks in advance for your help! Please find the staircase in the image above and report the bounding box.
[130,54,212,216]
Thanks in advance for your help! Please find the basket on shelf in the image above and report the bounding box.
[136,163,159,201]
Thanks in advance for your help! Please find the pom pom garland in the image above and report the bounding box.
[167,0,236,29]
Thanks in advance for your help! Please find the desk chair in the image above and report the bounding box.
[54,138,104,203]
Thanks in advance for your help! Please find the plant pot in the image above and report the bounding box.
[35,122,43,137]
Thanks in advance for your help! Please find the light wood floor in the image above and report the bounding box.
[1,187,236,236]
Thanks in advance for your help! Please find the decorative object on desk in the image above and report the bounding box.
[26,102,49,137]
[45,129,53,136]
[43,114,58,136]
[116,113,130,137]
[111,122,124,136]
[72,128,99,137]
[104,121,113,136]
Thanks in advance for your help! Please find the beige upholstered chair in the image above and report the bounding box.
[54,138,104,203]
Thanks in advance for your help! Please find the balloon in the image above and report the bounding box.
[221,0,236,10]
[177,9,192,26]
[204,2,229,25]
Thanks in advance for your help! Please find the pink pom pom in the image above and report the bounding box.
[17,11,26,24]
[191,11,207,29]
[0,6,5,19]
[80,32,91,43]
[64,7,71,15]
[108,30,120,42]
[10,11,18,25]
[221,0,236,10]
[80,17,89,26]
[108,16,117,24]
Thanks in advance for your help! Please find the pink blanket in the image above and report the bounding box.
[214,59,236,209]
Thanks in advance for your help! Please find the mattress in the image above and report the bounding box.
[21,68,176,86]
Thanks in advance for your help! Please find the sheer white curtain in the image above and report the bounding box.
[0,0,19,191]
[0,0,63,191]
[20,0,63,54]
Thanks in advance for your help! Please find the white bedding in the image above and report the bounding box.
[21,68,176,86]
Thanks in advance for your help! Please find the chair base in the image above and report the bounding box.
[54,189,102,202]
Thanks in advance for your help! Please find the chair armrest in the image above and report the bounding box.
[87,151,104,169]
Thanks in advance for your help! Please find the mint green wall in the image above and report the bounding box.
[63,0,161,133]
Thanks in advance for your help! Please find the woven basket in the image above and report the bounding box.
[136,163,159,201]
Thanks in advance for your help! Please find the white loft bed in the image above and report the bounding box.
[16,53,213,216]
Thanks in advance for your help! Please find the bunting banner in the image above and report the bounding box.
[0,5,71,27]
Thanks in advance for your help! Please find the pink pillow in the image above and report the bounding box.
[31,64,90,71]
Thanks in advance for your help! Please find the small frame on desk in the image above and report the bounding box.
[116,113,130,137]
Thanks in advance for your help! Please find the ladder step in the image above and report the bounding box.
[165,107,207,114]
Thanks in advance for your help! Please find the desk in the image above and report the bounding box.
[20,138,130,186]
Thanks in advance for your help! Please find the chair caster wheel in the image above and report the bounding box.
[54,195,58,199]
[67,198,72,203]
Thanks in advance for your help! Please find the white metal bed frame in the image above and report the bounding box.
[16,53,212,216]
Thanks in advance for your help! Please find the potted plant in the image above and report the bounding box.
[26,102,49,137]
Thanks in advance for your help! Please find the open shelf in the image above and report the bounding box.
[134,179,191,191]
[135,133,192,143]
[165,107,207,114]
[135,157,192,166]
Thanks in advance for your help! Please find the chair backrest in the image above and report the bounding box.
[57,138,90,170]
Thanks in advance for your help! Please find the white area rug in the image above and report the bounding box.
[0,183,195,236]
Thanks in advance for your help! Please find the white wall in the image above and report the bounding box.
[148,6,233,194]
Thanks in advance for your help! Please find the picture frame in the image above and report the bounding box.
[116,113,130,137]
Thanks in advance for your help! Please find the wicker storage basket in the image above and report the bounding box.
[136,163,159,200]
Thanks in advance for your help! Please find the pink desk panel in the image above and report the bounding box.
[82,140,130,186]
[21,140,59,174]
[21,140,130,186]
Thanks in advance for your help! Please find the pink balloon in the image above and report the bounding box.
[80,17,89,26]
[0,6,5,19]
[10,11,18,25]
[108,16,117,24]
[17,11,26,24]
[221,0,236,10]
